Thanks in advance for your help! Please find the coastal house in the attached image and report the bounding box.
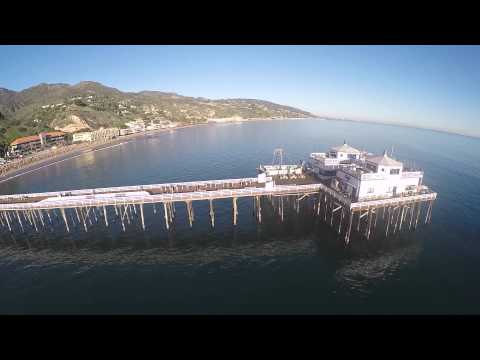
[335,151,423,201]
[309,141,365,179]
[9,135,42,154]
[125,120,146,133]
[119,128,135,136]
[39,131,66,147]
[72,131,93,143]
[91,128,120,141]
[73,128,120,143]
[9,131,67,154]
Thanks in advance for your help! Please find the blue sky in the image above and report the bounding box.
[1,45,479,136]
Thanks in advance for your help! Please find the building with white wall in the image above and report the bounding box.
[10,131,66,154]
[335,151,423,201]
[309,141,365,179]
[73,128,119,143]
[72,132,93,143]
[125,120,146,133]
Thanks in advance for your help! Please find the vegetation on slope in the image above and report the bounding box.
[0,81,313,151]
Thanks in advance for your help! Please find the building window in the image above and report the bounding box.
[366,163,377,172]
[368,187,374,193]
[390,168,400,175]
[381,168,385,172]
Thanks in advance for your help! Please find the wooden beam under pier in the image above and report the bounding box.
[366,208,372,240]
[209,199,215,228]
[163,202,169,230]
[140,203,145,230]
[233,197,238,226]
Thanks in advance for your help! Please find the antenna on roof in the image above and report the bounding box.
[272,148,285,166]
[344,139,346,145]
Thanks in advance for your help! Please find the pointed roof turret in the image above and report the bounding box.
[367,151,403,167]
[331,141,361,154]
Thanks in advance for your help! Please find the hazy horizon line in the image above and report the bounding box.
[310,115,480,141]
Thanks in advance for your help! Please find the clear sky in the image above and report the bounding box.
[1,45,479,136]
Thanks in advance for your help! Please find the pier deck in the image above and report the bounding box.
[0,175,437,243]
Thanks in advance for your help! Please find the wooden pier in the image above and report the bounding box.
[0,176,437,243]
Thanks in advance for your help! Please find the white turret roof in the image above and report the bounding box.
[366,151,403,167]
[331,141,361,154]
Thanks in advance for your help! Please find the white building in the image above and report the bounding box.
[73,128,119,143]
[309,141,365,179]
[336,151,423,201]
[119,128,135,136]
[125,119,146,132]
[73,132,93,143]
[91,128,120,141]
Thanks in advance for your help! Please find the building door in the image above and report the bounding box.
[392,186,397,196]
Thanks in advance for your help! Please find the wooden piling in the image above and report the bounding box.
[209,199,215,228]
[4,211,12,232]
[425,200,433,224]
[357,209,361,232]
[399,205,405,231]
[338,207,344,234]
[256,196,262,223]
[37,209,45,228]
[345,210,353,244]
[317,192,322,216]
[385,207,392,236]
[233,197,238,226]
[428,200,434,223]
[324,194,328,222]
[31,210,38,232]
[415,202,422,229]
[60,208,70,233]
[103,206,109,227]
[366,208,372,240]
[280,196,284,222]
[186,201,193,227]
[330,199,334,226]
[16,210,24,232]
[140,203,145,230]
[163,202,169,230]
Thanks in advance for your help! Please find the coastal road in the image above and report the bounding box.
[0,141,129,187]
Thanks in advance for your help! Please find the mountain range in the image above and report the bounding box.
[0,81,313,147]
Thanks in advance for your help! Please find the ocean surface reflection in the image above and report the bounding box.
[0,119,479,314]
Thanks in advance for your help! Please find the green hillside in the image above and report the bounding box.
[0,81,313,150]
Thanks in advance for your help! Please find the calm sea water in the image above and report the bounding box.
[0,118,479,314]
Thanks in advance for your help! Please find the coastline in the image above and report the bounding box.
[0,116,316,185]
[0,122,210,185]
[2,114,473,186]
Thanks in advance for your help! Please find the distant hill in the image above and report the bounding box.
[0,81,313,147]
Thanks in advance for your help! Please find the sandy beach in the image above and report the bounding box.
[0,122,211,185]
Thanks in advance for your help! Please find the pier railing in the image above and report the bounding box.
[0,175,437,244]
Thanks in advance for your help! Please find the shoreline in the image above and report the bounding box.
[0,122,211,185]
[0,116,314,185]
[0,114,470,186]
